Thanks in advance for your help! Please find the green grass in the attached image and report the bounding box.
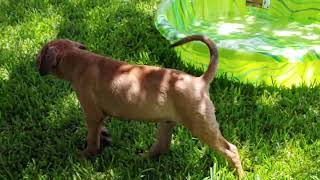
[0,0,319,179]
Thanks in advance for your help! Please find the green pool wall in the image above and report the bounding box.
[155,0,320,87]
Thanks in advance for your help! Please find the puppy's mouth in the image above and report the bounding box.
[36,62,47,76]
[36,61,49,76]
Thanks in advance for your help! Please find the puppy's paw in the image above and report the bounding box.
[138,150,163,159]
[237,169,246,179]
[138,151,151,159]
[79,149,98,160]
[82,131,112,153]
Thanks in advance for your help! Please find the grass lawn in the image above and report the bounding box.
[0,0,319,179]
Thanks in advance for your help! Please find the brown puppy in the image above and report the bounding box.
[36,35,244,178]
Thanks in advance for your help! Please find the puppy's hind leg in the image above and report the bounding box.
[184,105,245,178]
[143,121,176,158]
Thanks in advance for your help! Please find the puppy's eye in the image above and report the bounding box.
[79,45,87,50]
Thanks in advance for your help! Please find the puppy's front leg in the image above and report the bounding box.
[83,122,112,153]
[144,122,176,158]
[75,89,104,159]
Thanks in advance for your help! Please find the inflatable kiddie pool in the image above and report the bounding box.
[155,0,320,87]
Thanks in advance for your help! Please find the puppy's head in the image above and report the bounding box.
[36,39,86,76]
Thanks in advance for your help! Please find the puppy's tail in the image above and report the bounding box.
[170,35,218,84]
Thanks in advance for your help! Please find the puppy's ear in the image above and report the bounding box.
[39,46,58,76]
[74,41,87,50]
[36,50,43,70]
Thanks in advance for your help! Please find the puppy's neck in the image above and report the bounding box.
[53,50,124,82]
[53,50,90,81]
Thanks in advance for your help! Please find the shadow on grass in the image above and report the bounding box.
[0,0,319,179]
